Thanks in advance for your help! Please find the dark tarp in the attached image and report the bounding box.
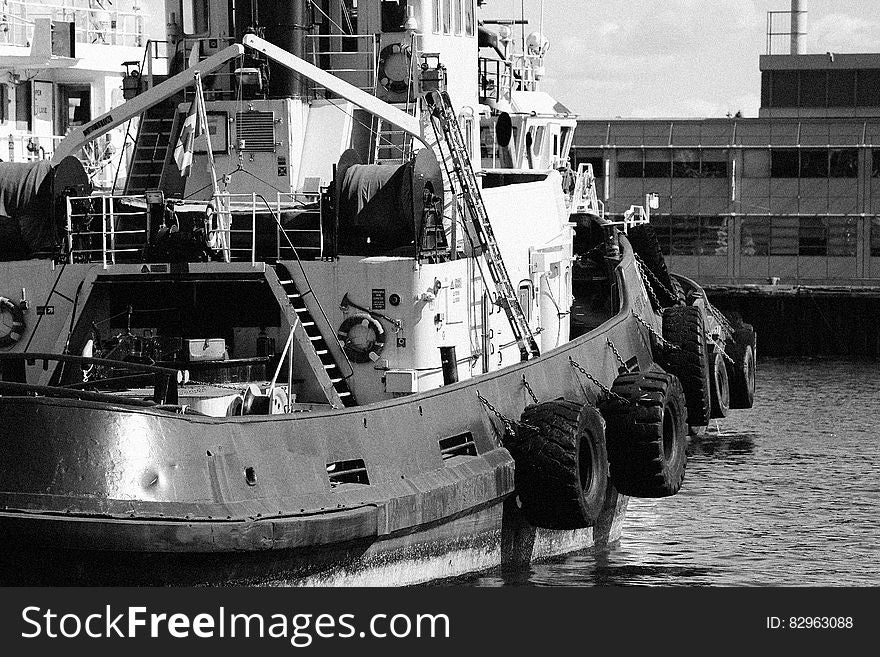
[337,163,415,256]
[0,161,55,259]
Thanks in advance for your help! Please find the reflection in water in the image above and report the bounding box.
[459,359,880,587]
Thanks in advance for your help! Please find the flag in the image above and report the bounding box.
[173,96,199,177]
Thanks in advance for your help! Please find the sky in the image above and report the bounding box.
[483,0,880,118]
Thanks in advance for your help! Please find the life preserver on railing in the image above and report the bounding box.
[0,297,26,349]
[337,314,386,363]
[378,43,411,96]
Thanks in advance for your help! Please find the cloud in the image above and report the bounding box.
[807,14,880,53]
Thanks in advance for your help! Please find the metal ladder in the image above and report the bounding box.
[124,104,175,194]
[273,263,356,407]
[425,90,540,361]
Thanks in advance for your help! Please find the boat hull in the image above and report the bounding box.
[0,243,649,585]
[0,492,627,586]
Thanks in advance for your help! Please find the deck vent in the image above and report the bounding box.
[236,111,276,152]
[327,459,370,487]
[439,432,478,460]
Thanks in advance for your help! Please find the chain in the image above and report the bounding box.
[521,374,539,404]
[634,254,679,305]
[634,256,663,310]
[605,338,627,369]
[708,338,736,365]
[568,356,631,406]
[707,302,736,338]
[477,391,538,438]
[631,310,681,352]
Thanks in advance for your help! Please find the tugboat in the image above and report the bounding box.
[0,1,755,585]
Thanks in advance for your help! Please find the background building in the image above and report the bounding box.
[571,1,880,287]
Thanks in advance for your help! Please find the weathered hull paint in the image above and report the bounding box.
[0,243,648,585]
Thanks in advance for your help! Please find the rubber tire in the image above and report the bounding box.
[598,367,688,498]
[627,224,680,307]
[658,305,712,429]
[709,349,730,418]
[508,400,609,530]
[726,322,756,409]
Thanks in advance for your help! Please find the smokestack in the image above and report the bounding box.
[790,0,808,55]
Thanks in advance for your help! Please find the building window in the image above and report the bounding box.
[0,85,7,123]
[743,149,771,178]
[433,0,441,33]
[800,149,828,178]
[700,216,729,255]
[857,70,880,107]
[873,150,880,177]
[670,216,698,255]
[570,148,604,180]
[650,215,672,256]
[798,217,827,256]
[672,149,700,178]
[741,217,770,256]
[828,70,856,108]
[828,217,857,256]
[770,71,798,108]
[770,217,799,255]
[871,218,880,257]
[464,0,475,36]
[455,0,464,35]
[799,70,827,108]
[829,149,858,178]
[644,150,670,178]
[617,149,642,177]
[443,0,451,33]
[701,150,729,178]
[770,149,799,178]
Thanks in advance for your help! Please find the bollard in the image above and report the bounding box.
[440,346,458,385]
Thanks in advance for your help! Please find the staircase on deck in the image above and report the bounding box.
[273,263,356,408]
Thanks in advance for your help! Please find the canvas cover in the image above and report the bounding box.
[0,161,55,258]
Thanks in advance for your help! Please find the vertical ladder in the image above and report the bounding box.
[124,104,175,194]
[426,90,540,361]
[274,263,356,407]
[373,117,409,165]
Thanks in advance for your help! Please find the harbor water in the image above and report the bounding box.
[461,358,880,586]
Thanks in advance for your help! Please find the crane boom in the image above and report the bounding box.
[52,44,246,163]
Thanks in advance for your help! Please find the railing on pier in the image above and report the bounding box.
[64,191,327,267]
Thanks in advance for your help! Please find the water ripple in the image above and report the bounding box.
[466,358,880,587]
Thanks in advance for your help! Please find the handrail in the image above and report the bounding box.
[253,193,356,380]
[0,352,185,404]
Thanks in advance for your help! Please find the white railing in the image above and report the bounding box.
[0,0,145,48]
[305,34,378,94]
[3,133,65,162]
[64,191,325,266]
[65,194,150,267]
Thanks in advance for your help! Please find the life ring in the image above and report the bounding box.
[508,400,608,529]
[337,314,386,364]
[0,297,25,350]
[599,366,688,498]
[377,43,411,95]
